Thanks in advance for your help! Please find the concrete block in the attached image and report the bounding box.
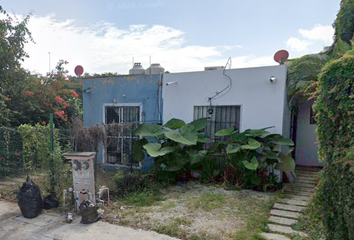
[273,203,305,212]
[277,199,309,206]
[261,232,291,240]
[268,216,298,226]
[270,209,300,219]
[268,224,308,237]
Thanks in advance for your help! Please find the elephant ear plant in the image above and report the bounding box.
[214,128,295,190]
[133,118,295,191]
[133,118,211,182]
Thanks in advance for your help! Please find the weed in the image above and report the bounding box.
[123,191,166,207]
[188,192,225,211]
[232,193,277,240]
[162,200,176,210]
[154,217,188,238]
[113,171,151,197]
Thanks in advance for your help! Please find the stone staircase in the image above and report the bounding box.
[261,167,321,240]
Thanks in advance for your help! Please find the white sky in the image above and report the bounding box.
[1,0,340,75]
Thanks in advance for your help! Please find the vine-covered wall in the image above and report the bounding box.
[315,50,354,239]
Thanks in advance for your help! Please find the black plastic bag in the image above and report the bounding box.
[16,176,43,218]
[79,199,99,224]
[43,192,59,209]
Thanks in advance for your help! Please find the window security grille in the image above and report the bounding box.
[194,105,240,141]
[105,106,140,165]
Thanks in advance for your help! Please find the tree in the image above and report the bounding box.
[0,6,33,126]
[286,53,328,106]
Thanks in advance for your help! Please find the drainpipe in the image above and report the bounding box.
[159,73,163,124]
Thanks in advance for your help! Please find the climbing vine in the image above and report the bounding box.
[314,49,354,239]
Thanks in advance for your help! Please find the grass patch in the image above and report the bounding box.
[292,207,324,240]
[122,191,166,207]
[188,192,225,211]
[154,217,190,238]
[232,192,278,240]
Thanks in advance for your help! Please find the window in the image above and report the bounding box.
[105,105,140,165]
[194,105,240,141]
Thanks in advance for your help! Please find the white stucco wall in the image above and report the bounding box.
[162,65,288,135]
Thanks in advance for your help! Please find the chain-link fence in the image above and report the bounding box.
[0,127,24,178]
[0,121,141,179]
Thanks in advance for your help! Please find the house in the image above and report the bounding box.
[82,63,322,169]
[82,73,163,171]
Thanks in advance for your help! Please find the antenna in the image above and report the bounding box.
[74,65,84,77]
[48,52,51,74]
[274,50,289,64]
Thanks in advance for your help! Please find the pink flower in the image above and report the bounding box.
[55,96,63,103]
[24,91,34,96]
[71,90,79,98]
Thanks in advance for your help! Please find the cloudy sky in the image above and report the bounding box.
[1,0,340,75]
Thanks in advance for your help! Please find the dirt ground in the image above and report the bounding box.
[103,182,276,240]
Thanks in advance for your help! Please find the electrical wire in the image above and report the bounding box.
[208,57,233,105]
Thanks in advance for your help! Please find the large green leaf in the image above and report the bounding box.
[226,144,241,154]
[265,151,278,160]
[244,129,269,137]
[215,127,235,137]
[272,137,294,146]
[163,118,186,130]
[143,143,174,157]
[207,142,220,153]
[132,138,148,161]
[189,118,209,131]
[197,133,212,143]
[133,124,166,137]
[230,132,248,142]
[164,153,188,172]
[164,125,198,145]
[242,156,259,171]
[275,153,296,172]
[242,138,261,150]
[190,150,207,165]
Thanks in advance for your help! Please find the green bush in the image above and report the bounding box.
[315,50,354,239]
[113,171,151,197]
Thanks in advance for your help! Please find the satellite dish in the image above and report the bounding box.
[74,65,84,76]
[274,50,289,64]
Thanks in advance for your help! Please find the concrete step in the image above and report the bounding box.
[283,194,311,202]
[268,224,308,237]
[284,189,313,197]
[295,170,320,175]
[296,179,318,185]
[268,216,298,226]
[285,183,317,189]
[261,232,291,240]
[277,199,309,206]
[273,203,305,212]
[296,174,318,180]
[270,209,300,219]
[284,186,316,193]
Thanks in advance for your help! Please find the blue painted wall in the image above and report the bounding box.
[83,74,162,170]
